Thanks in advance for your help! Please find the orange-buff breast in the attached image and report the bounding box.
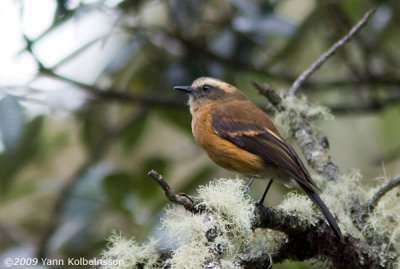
[192,105,265,176]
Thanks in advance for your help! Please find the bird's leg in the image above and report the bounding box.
[243,176,255,193]
[256,179,273,206]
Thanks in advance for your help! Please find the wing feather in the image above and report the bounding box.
[211,101,317,191]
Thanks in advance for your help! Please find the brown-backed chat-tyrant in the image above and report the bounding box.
[174,77,343,240]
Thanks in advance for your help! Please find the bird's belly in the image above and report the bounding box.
[192,110,275,178]
[200,134,266,176]
[197,134,297,188]
[197,134,296,188]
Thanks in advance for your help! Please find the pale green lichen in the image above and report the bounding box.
[101,231,158,269]
[161,206,214,244]
[277,191,315,220]
[197,178,255,252]
[275,170,367,238]
[366,176,400,257]
[161,206,214,268]
[162,178,259,268]
[102,172,400,268]
[273,94,333,138]
[220,259,242,269]
[247,228,286,263]
[320,170,366,238]
[101,178,267,269]
[167,237,211,268]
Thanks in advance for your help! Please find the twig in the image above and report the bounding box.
[252,82,284,111]
[327,90,400,114]
[288,8,376,95]
[39,69,183,107]
[164,28,297,84]
[147,170,203,212]
[368,174,400,213]
[21,35,183,108]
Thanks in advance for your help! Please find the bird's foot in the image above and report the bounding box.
[243,177,255,194]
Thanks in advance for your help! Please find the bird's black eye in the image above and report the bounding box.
[202,85,212,92]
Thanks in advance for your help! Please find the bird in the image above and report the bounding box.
[174,77,343,241]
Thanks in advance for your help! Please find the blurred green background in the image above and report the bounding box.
[0,0,400,268]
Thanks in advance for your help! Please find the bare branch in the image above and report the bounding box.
[147,170,203,212]
[21,35,183,108]
[288,8,376,95]
[327,90,400,114]
[368,174,400,213]
[252,82,283,111]
[39,69,183,107]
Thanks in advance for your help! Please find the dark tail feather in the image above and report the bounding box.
[302,187,344,241]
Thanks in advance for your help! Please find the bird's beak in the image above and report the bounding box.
[174,86,193,93]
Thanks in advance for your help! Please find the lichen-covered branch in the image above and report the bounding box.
[252,9,374,181]
[252,83,398,267]
[266,233,392,269]
[252,203,396,268]
[240,231,393,269]
[350,174,400,249]
[252,204,313,236]
[253,82,340,181]
[144,170,398,268]
[368,175,400,213]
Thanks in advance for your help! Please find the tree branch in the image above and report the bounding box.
[368,174,400,213]
[253,81,399,257]
[252,204,313,236]
[327,90,400,114]
[288,8,376,95]
[39,69,183,107]
[147,170,396,268]
[147,170,203,212]
[22,34,184,108]
[350,174,400,234]
[253,82,340,181]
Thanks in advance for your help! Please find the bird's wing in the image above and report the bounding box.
[211,101,318,191]
[211,101,343,240]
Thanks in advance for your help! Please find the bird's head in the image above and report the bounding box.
[174,77,247,112]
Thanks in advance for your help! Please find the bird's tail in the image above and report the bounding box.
[302,187,344,241]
